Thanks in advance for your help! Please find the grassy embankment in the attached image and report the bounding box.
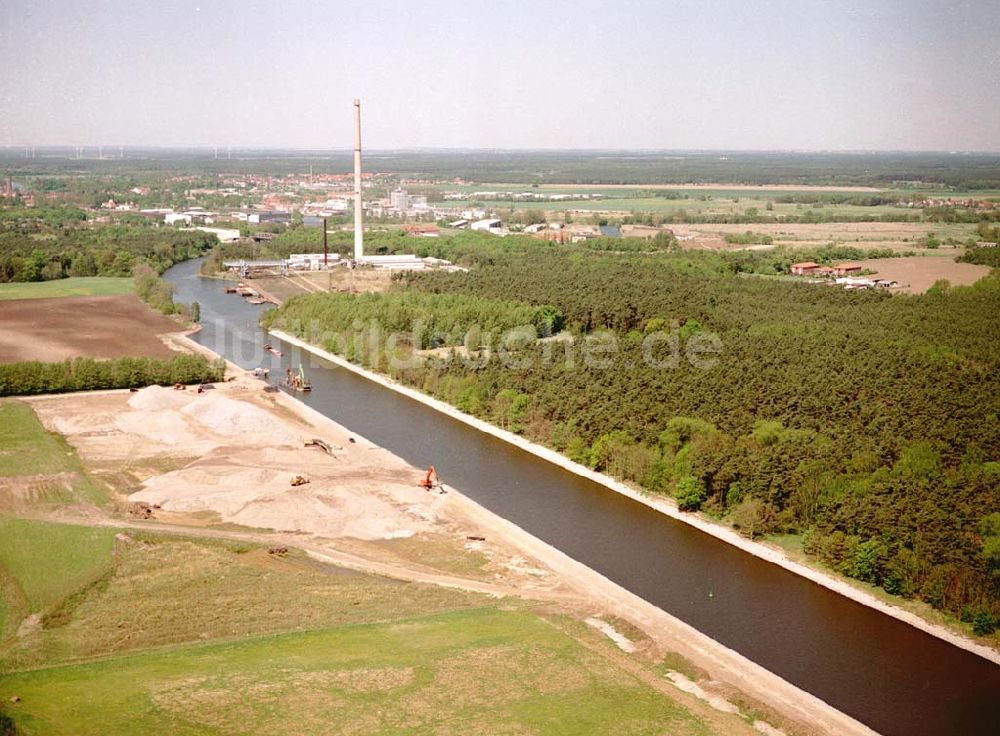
[0,519,116,642]
[0,400,113,638]
[0,278,133,301]
[0,401,108,511]
[0,605,706,736]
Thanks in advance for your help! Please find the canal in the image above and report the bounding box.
[167,258,1000,735]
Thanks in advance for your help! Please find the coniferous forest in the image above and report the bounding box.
[266,238,1000,633]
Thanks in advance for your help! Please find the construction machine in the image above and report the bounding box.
[305,438,334,455]
[419,465,445,493]
[283,365,312,392]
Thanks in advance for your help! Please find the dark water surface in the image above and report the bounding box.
[167,259,1000,735]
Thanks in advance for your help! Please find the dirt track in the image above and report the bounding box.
[0,295,183,363]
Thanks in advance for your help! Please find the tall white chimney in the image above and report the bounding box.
[353,98,364,262]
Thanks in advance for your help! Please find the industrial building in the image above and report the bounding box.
[390,188,408,211]
[186,226,241,242]
[386,187,429,214]
[402,224,440,237]
[471,218,503,233]
[221,102,462,279]
[287,253,342,270]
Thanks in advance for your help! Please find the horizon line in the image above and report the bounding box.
[2,146,1000,156]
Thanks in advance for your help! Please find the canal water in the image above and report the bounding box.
[167,259,1000,736]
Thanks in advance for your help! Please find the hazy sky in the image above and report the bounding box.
[1,0,997,150]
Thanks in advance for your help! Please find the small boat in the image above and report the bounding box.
[223,286,237,294]
[263,343,283,357]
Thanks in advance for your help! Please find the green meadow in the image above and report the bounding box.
[0,607,708,736]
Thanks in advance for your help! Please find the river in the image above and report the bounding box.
[166,258,1000,735]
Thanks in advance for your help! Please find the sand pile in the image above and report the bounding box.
[34,383,443,540]
[127,385,190,412]
[181,395,299,444]
[115,408,203,449]
[131,446,441,539]
[117,387,299,448]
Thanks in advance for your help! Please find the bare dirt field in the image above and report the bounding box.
[0,295,183,364]
[859,256,991,293]
[253,268,393,304]
[676,222,975,252]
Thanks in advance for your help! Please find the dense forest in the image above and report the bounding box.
[265,291,562,351]
[4,150,1000,188]
[0,207,217,282]
[267,243,1000,634]
[216,228,910,276]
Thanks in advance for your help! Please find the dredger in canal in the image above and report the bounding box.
[283,364,312,392]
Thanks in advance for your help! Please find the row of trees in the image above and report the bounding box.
[655,211,923,225]
[0,355,224,397]
[773,194,902,206]
[724,231,774,245]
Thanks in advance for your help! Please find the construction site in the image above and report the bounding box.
[28,378,486,546]
[0,341,808,736]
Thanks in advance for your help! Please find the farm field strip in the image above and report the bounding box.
[0,295,183,363]
[0,277,133,301]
